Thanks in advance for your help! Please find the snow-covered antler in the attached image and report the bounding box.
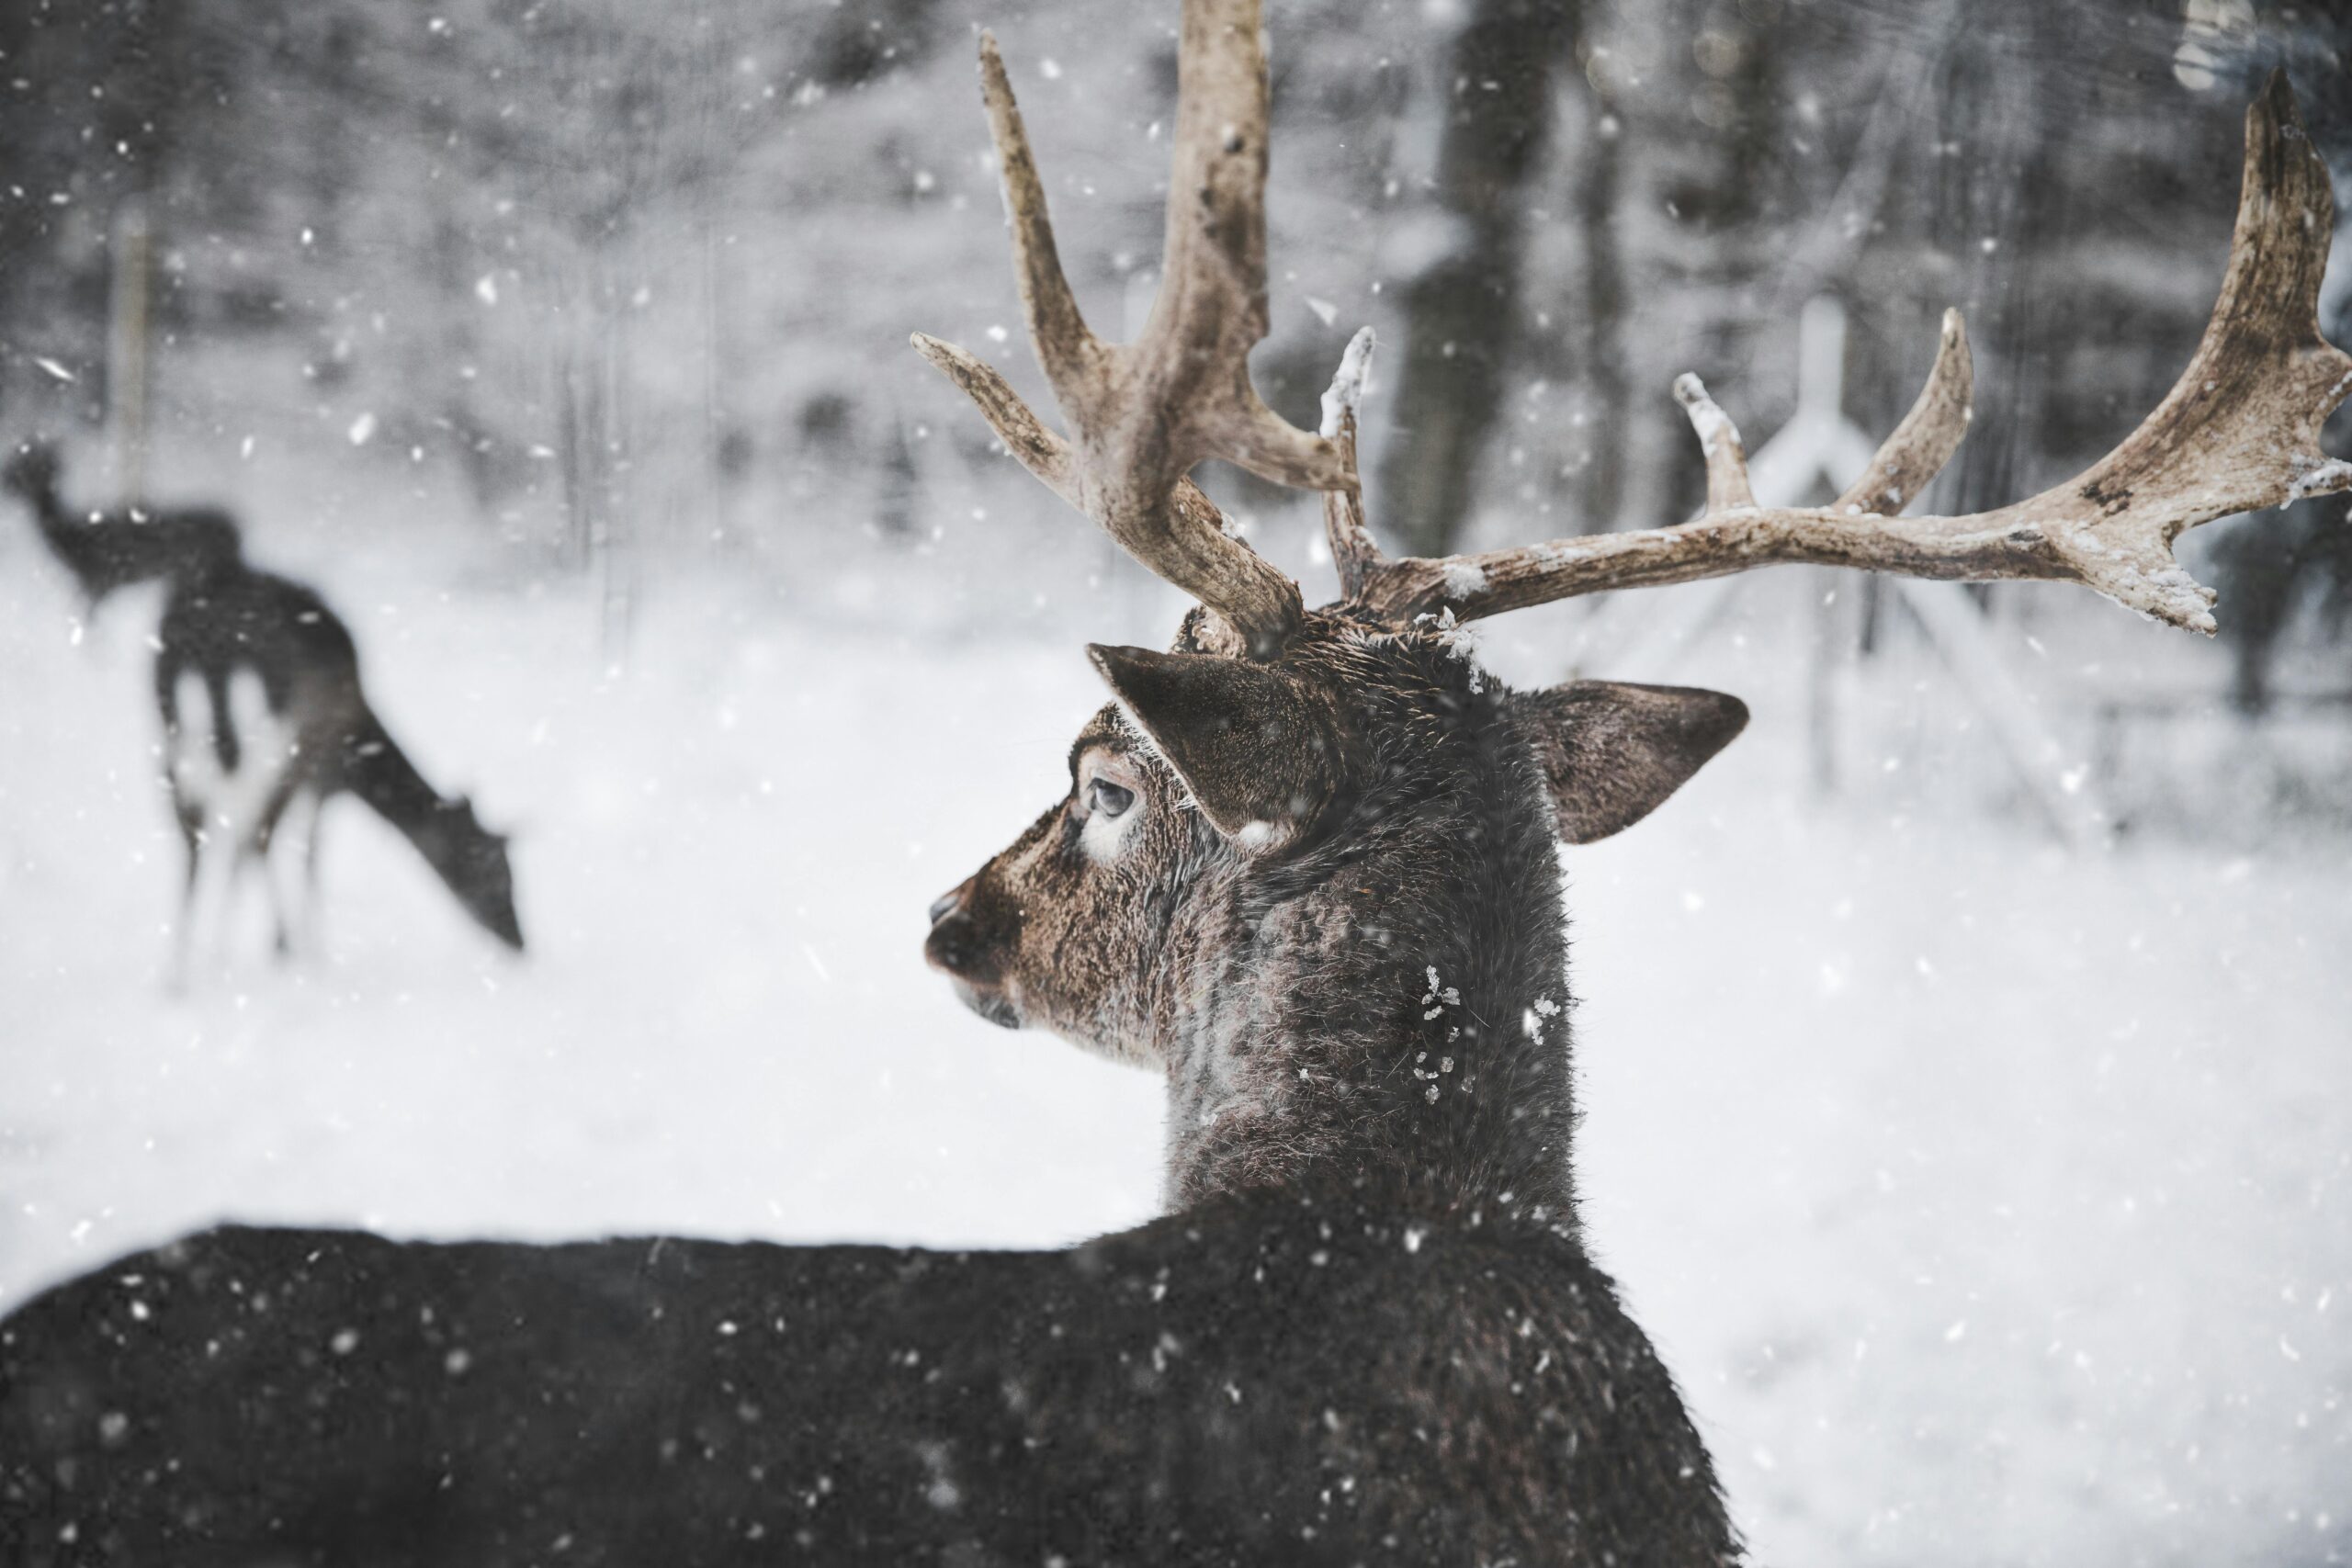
[911,0,1351,658]
[1336,73,2351,636]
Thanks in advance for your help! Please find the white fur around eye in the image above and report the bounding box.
[1080,777,1143,864]
[1080,802,1139,864]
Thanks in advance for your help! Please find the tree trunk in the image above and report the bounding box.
[1377,0,1578,559]
[1570,81,1624,533]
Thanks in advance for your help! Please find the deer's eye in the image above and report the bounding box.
[1088,777,1136,819]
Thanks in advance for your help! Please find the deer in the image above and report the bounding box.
[3,0,2345,1558]
[5,441,524,980]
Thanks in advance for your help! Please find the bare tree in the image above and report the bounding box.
[1374,0,1580,558]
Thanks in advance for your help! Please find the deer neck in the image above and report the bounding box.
[18,480,88,568]
[28,485,74,539]
[1152,712,1580,1232]
[339,714,455,854]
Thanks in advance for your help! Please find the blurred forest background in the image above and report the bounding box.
[4,3,2351,1565]
[2,0,2347,740]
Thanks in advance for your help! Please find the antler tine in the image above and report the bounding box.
[1317,328,1381,600]
[909,333,1080,505]
[1352,74,2350,636]
[914,0,1356,659]
[2007,71,2352,628]
[976,33,1102,400]
[1144,1,1354,495]
[1833,308,1973,516]
[1670,376,1759,513]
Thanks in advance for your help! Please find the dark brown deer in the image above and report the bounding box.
[6,442,523,977]
[4,5,2345,1562]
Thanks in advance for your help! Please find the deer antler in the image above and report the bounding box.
[912,1,1351,658]
[1341,73,2352,637]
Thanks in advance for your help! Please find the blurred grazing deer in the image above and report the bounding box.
[5,441,523,977]
[3,4,2345,1559]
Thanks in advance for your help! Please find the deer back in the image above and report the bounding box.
[1,1198,1730,1566]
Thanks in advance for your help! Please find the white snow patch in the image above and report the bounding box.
[2286,457,2352,502]
[1440,558,1490,600]
[1317,327,1375,439]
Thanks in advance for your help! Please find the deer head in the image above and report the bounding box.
[925,606,1745,1210]
[916,2,2350,1211]
[3,438,61,504]
[413,795,524,952]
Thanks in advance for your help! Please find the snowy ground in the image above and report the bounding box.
[3,518,2348,1567]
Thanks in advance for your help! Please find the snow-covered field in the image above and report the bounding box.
[3,516,2347,1566]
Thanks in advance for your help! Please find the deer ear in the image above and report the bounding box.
[1512,681,1747,844]
[1087,644,1339,844]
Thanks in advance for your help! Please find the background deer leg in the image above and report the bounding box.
[251,753,332,965]
[212,840,256,975]
[304,796,327,956]
[253,793,298,963]
[165,800,202,995]
[262,786,325,963]
[159,670,222,993]
[165,813,250,990]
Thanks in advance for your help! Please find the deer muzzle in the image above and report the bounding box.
[924,878,1022,1029]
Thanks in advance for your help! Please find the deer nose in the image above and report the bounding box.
[925,908,984,976]
[924,880,989,977]
[927,922,970,974]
